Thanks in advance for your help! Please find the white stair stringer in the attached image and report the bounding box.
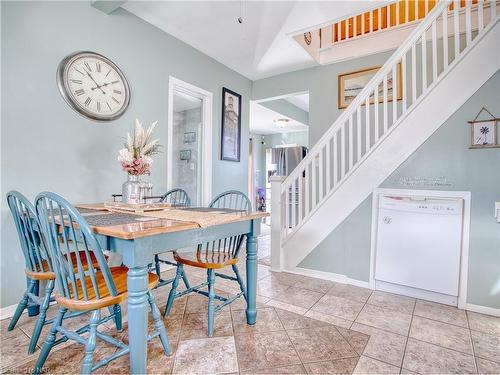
[282,19,500,271]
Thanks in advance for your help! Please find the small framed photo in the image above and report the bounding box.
[221,87,242,162]
[183,131,196,144]
[179,149,191,161]
[470,120,498,148]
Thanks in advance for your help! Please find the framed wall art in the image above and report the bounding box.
[179,149,192,161]
[183,131,196,144]
[338,64,402,109]
[468,107,499,149]
[221,87,242,162]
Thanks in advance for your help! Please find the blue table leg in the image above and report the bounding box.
[126,265,149,374]
[245,221,258,325]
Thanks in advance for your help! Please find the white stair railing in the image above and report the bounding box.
[276,0,498,245]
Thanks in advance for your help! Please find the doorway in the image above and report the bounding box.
[248,91,310,224]
[167,77,213,206]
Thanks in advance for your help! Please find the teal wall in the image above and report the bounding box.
[300,71,500,309]
[263,131,309,149]
[0,1,252,307]
[2,1,498,310]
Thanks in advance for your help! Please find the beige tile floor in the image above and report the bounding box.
[1,231,499,374]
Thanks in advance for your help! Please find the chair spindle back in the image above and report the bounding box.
[7,191,50,274]
[209,190,251,211]
[160,188,191,207]
[197,191,251,260]
[35,192,116,302]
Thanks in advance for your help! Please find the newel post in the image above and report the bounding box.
[270,176,285,272]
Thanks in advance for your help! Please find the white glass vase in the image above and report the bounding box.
[122,175,141,204]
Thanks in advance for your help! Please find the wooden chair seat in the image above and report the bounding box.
[164,190,251,337]
[173,250,238,269]
[55,266,159,311]
[25,251,103,280]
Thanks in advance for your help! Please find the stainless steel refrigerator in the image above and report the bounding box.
[265,145,308,224]
[265,145,308,181]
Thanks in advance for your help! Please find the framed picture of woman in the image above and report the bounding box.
[221,87,242,162]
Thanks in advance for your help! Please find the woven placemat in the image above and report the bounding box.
[84,212,158,227]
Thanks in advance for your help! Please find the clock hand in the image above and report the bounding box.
[86,71,106,95]
[91,82,107,91]
[99,80,120,88]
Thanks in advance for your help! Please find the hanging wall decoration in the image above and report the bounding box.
[468,107,499,149]
[221,87,242,162]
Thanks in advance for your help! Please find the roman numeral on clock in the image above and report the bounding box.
[96,62,101,73]
[112,97,120,104]
[75,89,85,96]
[71,79,82,84]
[84,97,92,107]
[97,101,101,112]
[113,90,122,95]
[84,61,92,72]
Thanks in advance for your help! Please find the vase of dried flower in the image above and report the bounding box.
[122,175,141,204]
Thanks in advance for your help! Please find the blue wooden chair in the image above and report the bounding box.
[6,191,105,354]
[33,192,171,374]
[160,188,191,207]
[163,190,251,336]
[153,188,192,289]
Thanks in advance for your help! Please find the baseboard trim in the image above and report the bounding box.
[288,266,371,289]
[466,303,500,317]
[375,280,458,306]
[0,303,19,320]
[286,266,500,317]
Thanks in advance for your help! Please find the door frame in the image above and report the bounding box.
[167,76,213,206]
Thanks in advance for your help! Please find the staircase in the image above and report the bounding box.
[270,0,499,272]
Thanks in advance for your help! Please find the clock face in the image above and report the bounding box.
[57,51,130,121]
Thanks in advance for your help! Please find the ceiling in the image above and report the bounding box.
[250,101,308,135]
[284,93,309,112]
[121,1,375,80]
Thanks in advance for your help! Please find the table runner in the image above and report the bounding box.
[137,208,247,228]
[74,205,250,228]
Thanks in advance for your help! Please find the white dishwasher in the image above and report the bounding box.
[375,194,464,302]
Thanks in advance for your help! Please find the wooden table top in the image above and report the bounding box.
[72,204,269,240]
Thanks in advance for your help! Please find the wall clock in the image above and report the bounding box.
[57,51,130,122]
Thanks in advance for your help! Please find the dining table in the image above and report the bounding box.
[73,204,269,374]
